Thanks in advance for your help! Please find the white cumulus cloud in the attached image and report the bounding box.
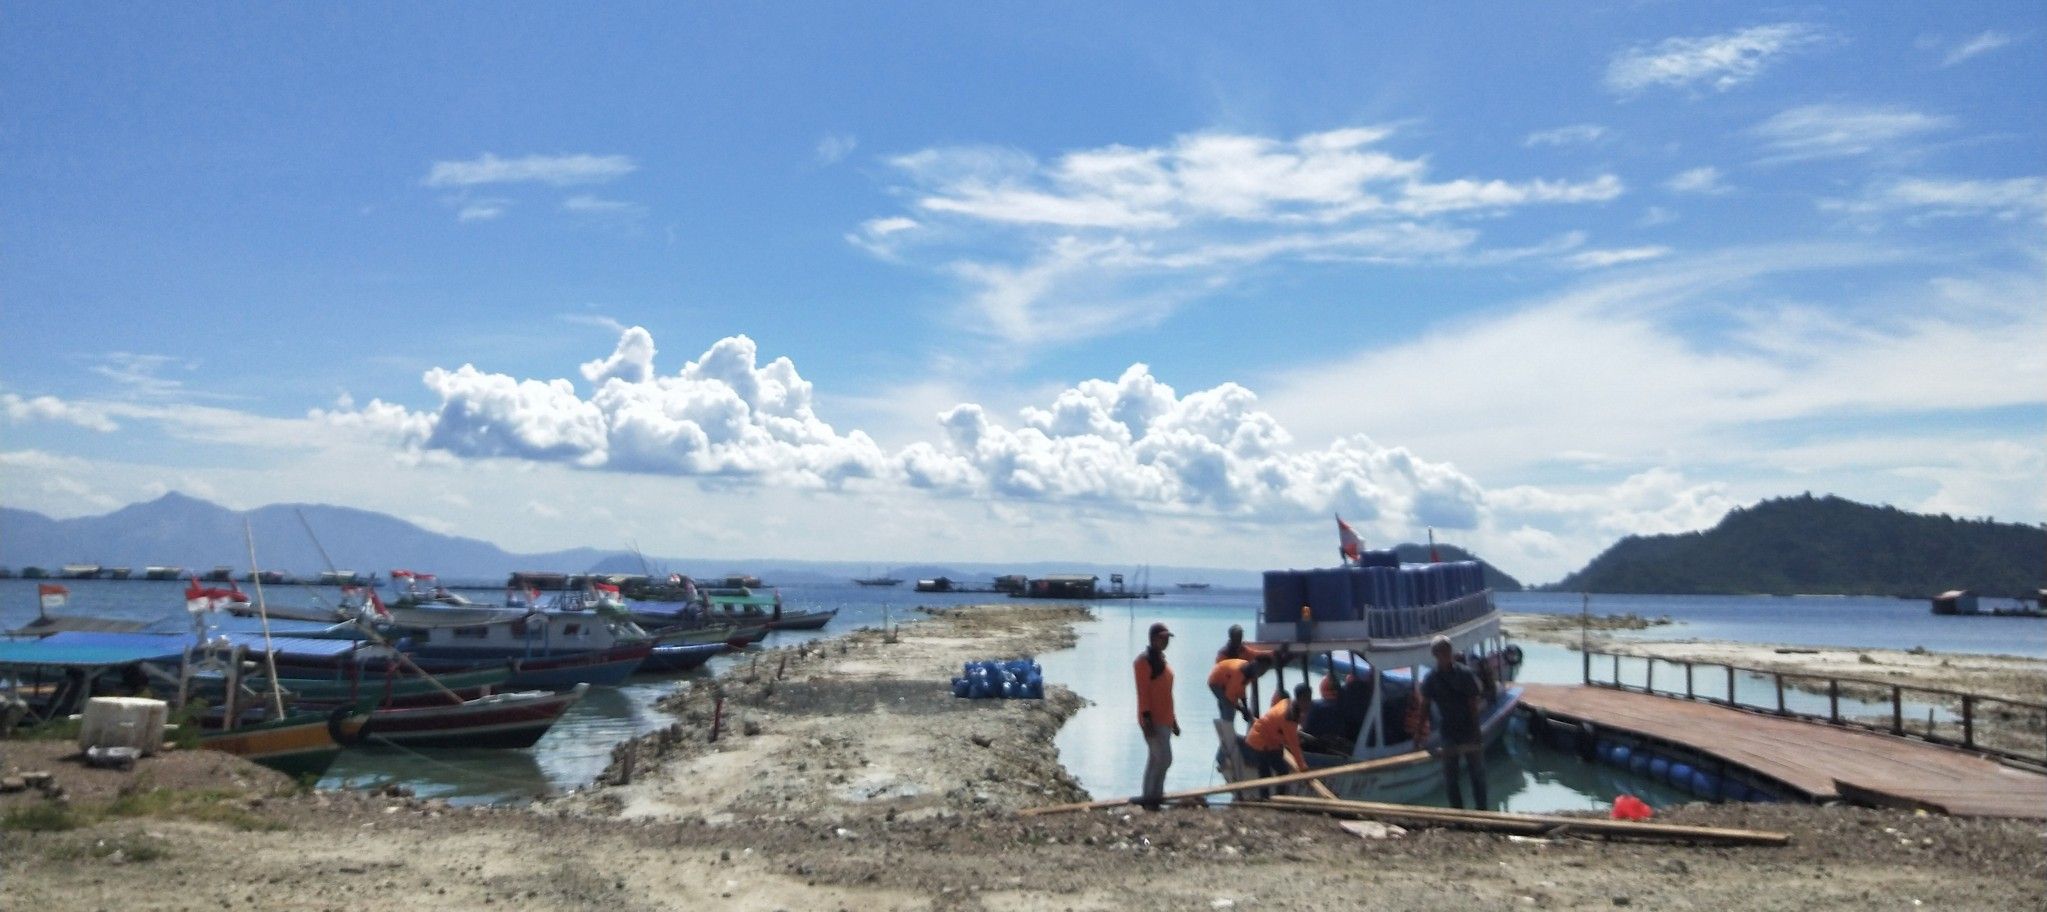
[1,393,118,432]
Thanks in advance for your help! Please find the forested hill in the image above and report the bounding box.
[1551,494,2045,597]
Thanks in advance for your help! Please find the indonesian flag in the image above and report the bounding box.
[1336,514,1362,564]
[593,581,621,595]
[37,583,68,612]
[366,588,391,621]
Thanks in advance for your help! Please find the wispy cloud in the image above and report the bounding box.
[860,126,1625,346]
[1926,31,2017,67]
[1751,104,1951,162]
[1606,23,1826,95]
[815,133,859,165]
[424,153,637,187]
[1821,176,2047,222]
[1665,166,1731,195]
[1566,246,1672,269]
[457,199,509,222]
[561,195,646,217]
[1523,124,1609,147]
[86,353,202,400]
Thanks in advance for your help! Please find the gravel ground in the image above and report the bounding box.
[5,605,2044,911]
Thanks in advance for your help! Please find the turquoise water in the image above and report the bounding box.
[5,580,2038,808]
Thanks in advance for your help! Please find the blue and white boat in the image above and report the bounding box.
[1227,550,1523,805]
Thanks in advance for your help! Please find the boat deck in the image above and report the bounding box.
[1519,683,2047,820]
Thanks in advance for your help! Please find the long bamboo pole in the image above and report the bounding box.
[1019,749,1430,816]
[1260,794,1789,845]
[244,520,288,718]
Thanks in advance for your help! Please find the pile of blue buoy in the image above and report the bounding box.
[952,659,1044,699]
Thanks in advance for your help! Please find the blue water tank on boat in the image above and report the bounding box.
[1358,549,1400,568]
[1263,571,1306,624]
[1305,568,1356,622]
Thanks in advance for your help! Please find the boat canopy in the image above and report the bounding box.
[32,631,366,660]
[0,634,183,669]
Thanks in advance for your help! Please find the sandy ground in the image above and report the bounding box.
[5,605,2045,911]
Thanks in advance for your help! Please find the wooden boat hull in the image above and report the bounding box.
[201,713,346,778]
[235,664,515,710]
[1310,688,1521,804]
[638,642,724,673]
[339,685,587,749]
[768,609,837,631]
[407,643,653,689]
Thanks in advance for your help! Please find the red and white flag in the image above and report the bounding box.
[1335,514,1362,564]
[593,581,621,595]
[366,588,391,621]
[37,583,68,612]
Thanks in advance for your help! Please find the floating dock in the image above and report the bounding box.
[1519,683,2047,820]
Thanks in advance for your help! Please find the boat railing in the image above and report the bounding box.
[1581,648,2047,769]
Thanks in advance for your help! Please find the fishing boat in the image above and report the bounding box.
[638,641,726,673]
[1220,549,1522,805]
[334,684,587,749]
[385,605,655,688]
[59,564,102,579]
[201,712,351,778]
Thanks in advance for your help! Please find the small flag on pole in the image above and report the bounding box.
[37,583,68,612]
[1335,514,1362,564]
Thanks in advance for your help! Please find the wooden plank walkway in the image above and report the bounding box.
[1519,683,2047,820]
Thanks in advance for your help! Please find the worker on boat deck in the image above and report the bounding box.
[1241,682,1311,798]
[1133,622,1179,810]
[1206,654,1272,723]
[1421,635,1488,810]
[1216,624,1281,663]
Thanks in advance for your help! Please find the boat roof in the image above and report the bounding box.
[16,631,366,662]
[0,635,181,669]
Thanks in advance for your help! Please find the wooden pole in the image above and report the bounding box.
[243,519,288,718]
[1019,749,1430,816]
[1257,795,1791,846]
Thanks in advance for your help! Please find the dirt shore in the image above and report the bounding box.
[6,605,2045,911]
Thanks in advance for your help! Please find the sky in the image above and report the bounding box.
[3,3,2041,583]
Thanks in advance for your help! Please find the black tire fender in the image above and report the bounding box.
[328,706,366,747]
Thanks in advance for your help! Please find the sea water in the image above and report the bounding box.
[4,580,2040,808]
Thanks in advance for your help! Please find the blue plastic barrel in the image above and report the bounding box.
[1629,754,1651,776]
[1649,757,1671,780]
[1610,745,1633,767]
[952,677,969,698]
[1690,770,1718,798]
[1263,571,1306,624]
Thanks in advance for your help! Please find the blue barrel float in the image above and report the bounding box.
[951,658,1044,700]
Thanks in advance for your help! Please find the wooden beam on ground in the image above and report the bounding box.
[1256,795,1790,846]
[1019,750,1431,816]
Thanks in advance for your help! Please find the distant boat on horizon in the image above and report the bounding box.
[853,567,903,587]
[1174,582,1211,590]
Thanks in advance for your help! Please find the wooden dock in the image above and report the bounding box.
[1519,683,2047,820]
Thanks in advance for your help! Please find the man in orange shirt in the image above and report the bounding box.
[1133,622,1179,810]
[1207,653,1272,723]
[1215,624,1274,662]
[1241,682,1311,798]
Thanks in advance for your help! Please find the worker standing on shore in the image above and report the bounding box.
[1421,635,1488,809]
[1206,654,1272,723]
[1241,682,1311,798]
[1133,622,1179,810]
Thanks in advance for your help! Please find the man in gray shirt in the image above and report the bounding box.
[1420,635,1488,809]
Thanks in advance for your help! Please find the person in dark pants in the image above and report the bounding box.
[1420,635,1488,809]
[1132,622,1179,810]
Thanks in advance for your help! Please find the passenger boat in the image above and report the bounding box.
[143,566,184,580]
[1221,549,1522,805]
[334,684,588,749]
[853,570,903,587]
[385,605,655,688]
[59,564,102,579]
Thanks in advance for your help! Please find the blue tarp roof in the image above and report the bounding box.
[1,632,367,668]
[0,633,183,668]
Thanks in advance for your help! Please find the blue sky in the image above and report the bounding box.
[4,3,2041,581]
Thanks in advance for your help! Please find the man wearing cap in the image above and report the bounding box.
[1207,653,1272,723]
[1420,634,1488,809]
[1133,622,1179,810]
